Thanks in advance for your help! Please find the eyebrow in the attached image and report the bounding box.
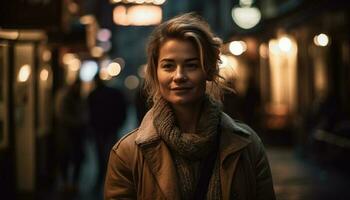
[159,58,199,62]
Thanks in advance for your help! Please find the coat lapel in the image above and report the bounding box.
[219,113,252,200]
[135,110,181,200]
[135,111,252,200]
[139,141,180,200]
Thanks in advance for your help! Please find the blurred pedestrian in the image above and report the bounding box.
[54,78,88,194]
[222,76,243,121]
[134,81,151,125]
[87,74,127,191]
[241,76,261,130]
[104,13,275,200]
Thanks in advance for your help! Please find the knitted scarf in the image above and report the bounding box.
[153,96,222,200]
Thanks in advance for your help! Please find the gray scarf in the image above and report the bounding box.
[153,96,222,200]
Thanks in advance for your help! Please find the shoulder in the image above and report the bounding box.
[221,112,264,150]
[112,128,139,156]
[233,119,262,144]
[221,112,255,138]
[230,118,266,160]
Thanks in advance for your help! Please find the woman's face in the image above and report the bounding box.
[157,39,207,106]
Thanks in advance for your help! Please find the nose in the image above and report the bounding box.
[173,66,187,82]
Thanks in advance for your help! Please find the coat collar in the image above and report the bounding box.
[219,112,252,199]
[135,109,180,199]
[135,109,252,154]
[135,109,252,199]
[219,112,252,162]
[135,108,159,145]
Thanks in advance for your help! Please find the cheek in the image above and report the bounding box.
[157,69,173,83]
[156,73,168,92]
[157,74,164,86]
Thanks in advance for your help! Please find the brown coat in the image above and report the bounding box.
[104,111,276,200]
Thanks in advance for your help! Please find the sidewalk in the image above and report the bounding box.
[267,146,350,200]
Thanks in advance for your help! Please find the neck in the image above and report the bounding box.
[171,99,204,133]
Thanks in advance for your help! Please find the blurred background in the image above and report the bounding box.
[0,0,349,199]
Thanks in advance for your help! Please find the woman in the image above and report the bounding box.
[105,13,276,200]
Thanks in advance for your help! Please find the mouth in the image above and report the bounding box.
[171,87,192,91]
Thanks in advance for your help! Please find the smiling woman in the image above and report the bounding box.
[104,12,276,200]
[157,39,206,107]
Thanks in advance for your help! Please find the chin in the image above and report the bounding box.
[168,96,200,106]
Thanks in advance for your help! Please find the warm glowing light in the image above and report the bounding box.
[68,2,79,14]
[68,59,81,71]
[113,5,162,26]
[124,75,140,89]
[128,5,162,25]
[40,68,49,81]
[63,53,81,72]
[91,46,104,58]
[18,64,31,82]
[269,36,297,55]
[153,0,166,5]
[65,55,81,72]
[219,54,228,68]
[229,41,247,56]
[219,54,238,70]
[42,50,51,61]
[268,39,280,55]
[80,60,99,82]
[218,54,239,88]
[110,0,166,5]
[112,57,126,69]
[107,62,122,76]
[314,62,327,95]
[232,6,261,29]
[259,43,268,58]
[113,5,129,26]
[278,37,292,52]
[99,67,112,80]
[239,0,253,7]
[268,37,298,113]
[63,53,76,64]
[314,33,329,47]
[80,15,95,25]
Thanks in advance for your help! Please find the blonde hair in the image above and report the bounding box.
[144,12,226,104]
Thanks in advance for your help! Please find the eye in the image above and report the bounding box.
[161,63,174,70]
[185,63,199,69]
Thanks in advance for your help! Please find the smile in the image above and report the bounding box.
[171,87,192,91]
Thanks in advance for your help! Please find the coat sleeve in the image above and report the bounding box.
[104,146,136,200]
[252,134,276,200]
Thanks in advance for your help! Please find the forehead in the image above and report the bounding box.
[158,39,199,61]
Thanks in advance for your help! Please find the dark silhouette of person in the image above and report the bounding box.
[241,76,261,130]
[222,75,261,130]
[222,77,243,121]
[135,81,151,125]
[54,78,88,194]
[87,74,127,191]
